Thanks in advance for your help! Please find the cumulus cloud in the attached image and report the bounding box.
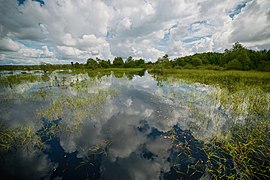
[0,0,269,64]
[229,0,270,46]
[18,45,54,58]
[0,37,21,51]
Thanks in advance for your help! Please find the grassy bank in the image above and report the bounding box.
[148,69,270,92]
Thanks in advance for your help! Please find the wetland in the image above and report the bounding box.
[0,69,269,179]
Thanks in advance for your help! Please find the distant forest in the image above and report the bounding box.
[1,42,270,71]
[70,42,270,71]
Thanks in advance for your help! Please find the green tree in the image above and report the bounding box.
[99,60,110,68]
[226,59,242,70]
[191,57,202,66]
[232,41,244,51]
[74,62,80,68]
[113,57,124,67]
[86,58,98,69]
[225,42,253,70]
[124,56,135,68]
[258,61,270,71]
[238,50,253,70]
[174,57,186,67]
[157,54,172,68]
[135,59,145,67]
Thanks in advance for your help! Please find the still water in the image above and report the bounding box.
[0,70,234,179]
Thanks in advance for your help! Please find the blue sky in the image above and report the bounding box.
[0,0,269,65]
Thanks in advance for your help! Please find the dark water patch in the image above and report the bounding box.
[37,118,102,180]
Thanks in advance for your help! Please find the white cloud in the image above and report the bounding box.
[63,33,77,46]
[57,46,81,56]
[41,45,54,57]
[0,37,21,51]
[78,35,107,50]
[57,34,113,60]
[0,0,269,64]
[229,0,270,46]
[18,45,54,58]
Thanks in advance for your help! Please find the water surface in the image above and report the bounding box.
[0,70,234,179]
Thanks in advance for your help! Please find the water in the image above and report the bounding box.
[0,70,234,179]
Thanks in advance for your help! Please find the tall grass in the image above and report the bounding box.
[153,69,270,179]
[149,69,270,92]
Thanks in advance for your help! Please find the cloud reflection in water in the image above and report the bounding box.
[0,71,232,179]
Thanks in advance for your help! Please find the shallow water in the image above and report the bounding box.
[0,70,234,179]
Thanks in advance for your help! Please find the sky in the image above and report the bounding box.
[0,0,269,65]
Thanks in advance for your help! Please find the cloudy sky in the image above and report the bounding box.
[0,0,269,65]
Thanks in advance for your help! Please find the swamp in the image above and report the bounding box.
[0,68,269,179]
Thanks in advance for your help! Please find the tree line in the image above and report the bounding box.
[83,42,270,71]
[1,42,269,71]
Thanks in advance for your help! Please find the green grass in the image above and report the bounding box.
[148,69,270,92]
[152,69,270,179]
[0,74,50,87]
[0,124,43,152]
[222,119,270,179]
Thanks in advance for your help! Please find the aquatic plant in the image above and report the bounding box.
[156,70,270,179]
[221,119,270,179]
[38,78,117,134]
[0,124,43,152]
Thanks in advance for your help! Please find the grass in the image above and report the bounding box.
[37,76,117,134]
[153,69,270,179]
[149,69,270,92]
[222,119,270,179]
[0,124,43,152]
[0,74,50,87]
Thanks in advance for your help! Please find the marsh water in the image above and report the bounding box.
[0,70,240,179]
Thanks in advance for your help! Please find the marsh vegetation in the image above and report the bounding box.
[0,68,269,179]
